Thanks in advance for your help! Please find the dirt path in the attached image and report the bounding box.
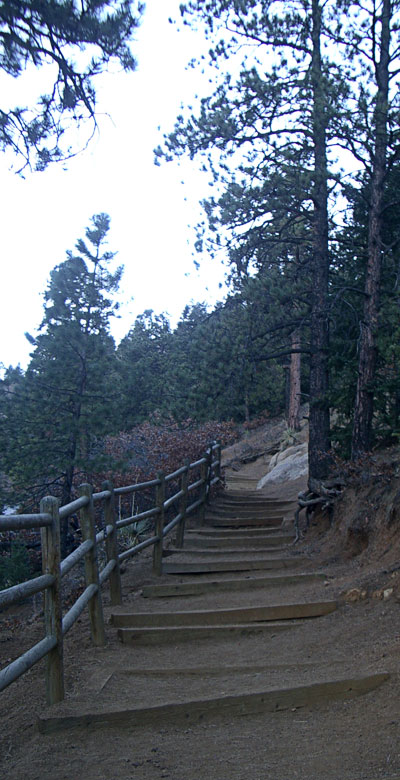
[1,467,400,780]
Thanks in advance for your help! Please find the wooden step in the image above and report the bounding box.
[141,572,327,598]
[206,508,286,518]
[162,557,309,574]
[215,493,292,501]
[117,621,299,644]
[206,506,286,515]
[167,546,289,555]
[185,526,285,537]
[206,518,284,528]
[181,534,294,548]
[212,496,293,505]
[38,672,389,734]
[111,600,337,628]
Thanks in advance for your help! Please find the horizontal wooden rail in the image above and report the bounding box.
[118,535,160,562]
[165,465,187,482]
[0,636,57,693]
[60,539,93,578]
[62,583,98,636]
[0,513,52,530]
[116,506,159,530]
[95,524,114,544]
[190,457,207,469]
[59,496,89,520]
[92,489,112,503]
[164,489,185,511]
[187,498,203,515]
[0,573,55,610]
[188,478,203,493]
[99,559,117,584]
[0,439,222,704]
[163,513,183,537]
[114,478,160,496]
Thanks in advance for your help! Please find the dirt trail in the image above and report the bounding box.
[1,461,400,780]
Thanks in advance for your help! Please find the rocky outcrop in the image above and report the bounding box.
[257,443,308,488]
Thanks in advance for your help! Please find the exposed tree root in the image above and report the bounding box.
[294,477,345,542]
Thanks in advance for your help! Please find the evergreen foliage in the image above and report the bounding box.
[0,214,121,546]
[157,0,400,473]
[0,0,144,170]
[1,1,400,519]
[0,540,31,589]
[116,311,173,426]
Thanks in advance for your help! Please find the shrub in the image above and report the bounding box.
[0,541,32,589]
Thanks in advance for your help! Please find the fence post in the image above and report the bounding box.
[215,440,222,483]
[79,483,106,646]
[153,471,165,576]
[40,495,64,705]
[175,460,190,549]
[199,454,209,525]
[206,442,213,499]
[102,479,122,606]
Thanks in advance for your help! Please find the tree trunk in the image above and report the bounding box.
[351,0,391,459]
[244,387,250,425]
[308,0,331,482]
[288,329,301,431]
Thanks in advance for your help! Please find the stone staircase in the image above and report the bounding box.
[38,489,389,737]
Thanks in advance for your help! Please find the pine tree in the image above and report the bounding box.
[116,310,173,426]
[159,0,339,479]
[346,0,399,457]
[0,0,144,170]
[1,213,121,551]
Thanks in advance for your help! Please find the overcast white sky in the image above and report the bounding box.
[0,0,228,371]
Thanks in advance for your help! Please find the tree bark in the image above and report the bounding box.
[288,329,301,431]
[351,0,391,459]
[308,0,331,482]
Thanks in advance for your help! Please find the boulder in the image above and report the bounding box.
[268,442,308,472]
[257,450,308,488]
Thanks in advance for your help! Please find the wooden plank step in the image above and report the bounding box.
[209,496,284,503]
[211,506,291,514]
[181,534,294,548]
[142,571,327,598]
[166,546,289,555]
[185,526,285,536]
[117,621,299,644]
[216,492,291,500]
[206,509,286,518]
[206,518,284,528]
[111,600,337,628]
[207,504,286,512]
[37,673,389,734]
[163,557,309,574]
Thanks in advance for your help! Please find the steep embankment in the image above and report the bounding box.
[224,414,400,602]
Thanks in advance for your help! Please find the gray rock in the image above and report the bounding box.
[257,451,308,488]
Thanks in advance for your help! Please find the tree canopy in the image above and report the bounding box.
[0,0,144,170]
[157,0,400,477]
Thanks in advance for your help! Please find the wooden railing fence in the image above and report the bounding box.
[0,441,221,705]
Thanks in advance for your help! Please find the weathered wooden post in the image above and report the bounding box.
[102,480,122,606]
[215,441,222,483]
[40,495,64,705]
[153,472,165,576]
[79,483,106,646]
[175,460,190,549]
[206,442,213,499]
[199,454,209,525]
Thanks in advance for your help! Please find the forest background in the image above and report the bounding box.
[1,1,400,547]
